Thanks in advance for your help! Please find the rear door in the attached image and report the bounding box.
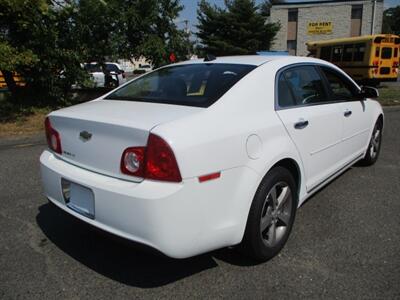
[276,65,344,191]
[378,45,395,79]
[319,66,371,162]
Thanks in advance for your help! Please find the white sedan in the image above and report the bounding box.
[40,55,383,261]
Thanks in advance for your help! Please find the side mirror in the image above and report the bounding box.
[358,86,379,100]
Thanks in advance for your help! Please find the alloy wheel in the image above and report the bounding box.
[260,182,293,247]
[369,124,381,159]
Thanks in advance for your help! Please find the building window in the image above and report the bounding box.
[288,9,298,22]
[351,5,363,19]
[350,5,362,37]
[287,9,298,55]
[287,40,297,56]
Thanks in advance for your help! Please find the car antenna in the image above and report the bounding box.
[204,54,216,62]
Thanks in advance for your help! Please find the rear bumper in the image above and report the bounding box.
[40,150,259,258]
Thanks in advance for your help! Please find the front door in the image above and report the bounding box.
[276,65,344,191]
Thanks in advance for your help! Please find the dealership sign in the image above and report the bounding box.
[307,21,333,34]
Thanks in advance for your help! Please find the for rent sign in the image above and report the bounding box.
[307,21,333,34]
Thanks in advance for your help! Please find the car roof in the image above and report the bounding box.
[173,55,325,67]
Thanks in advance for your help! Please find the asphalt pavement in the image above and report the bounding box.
[0,107,399,299]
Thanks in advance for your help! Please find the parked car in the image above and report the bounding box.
[133,64,153,74]
[41,55,383,261]
[84,62,126,88]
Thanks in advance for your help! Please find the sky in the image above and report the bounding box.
[179,0,400,33]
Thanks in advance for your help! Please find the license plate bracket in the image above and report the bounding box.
[61,179,95,219]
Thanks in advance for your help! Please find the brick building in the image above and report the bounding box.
[269,0,384,56]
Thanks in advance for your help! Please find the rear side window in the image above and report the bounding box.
[375,47,380,57]
[332,46,343,62]
[343,44,353,62]
[106,64,120,72]
[277,74,296,107]
[320,46,331,60]
[354,43,366,61]
[279,66,328,107]
[320,67,357,100]
[106,64,256,107]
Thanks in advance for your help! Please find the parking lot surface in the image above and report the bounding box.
[0,108,399,299]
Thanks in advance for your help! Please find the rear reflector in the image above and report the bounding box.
[198,172,221,183]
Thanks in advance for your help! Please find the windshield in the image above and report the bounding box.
[105,63,256,107]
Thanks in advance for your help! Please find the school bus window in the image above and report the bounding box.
[320,46,331,60]
[343,44,353,61]
[375,47,380,57]
[381,47,392,59]
[393,48,398,58]
[353,43,365,61]
[332,46,343,62]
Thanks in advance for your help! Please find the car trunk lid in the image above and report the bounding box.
[49,99,201,182]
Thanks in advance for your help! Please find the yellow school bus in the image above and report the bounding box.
[306,34,400,85]
[0,71,25,89]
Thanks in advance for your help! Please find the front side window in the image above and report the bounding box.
[105,64,255,107]
[280,66,327,106]
[321,67,357,101]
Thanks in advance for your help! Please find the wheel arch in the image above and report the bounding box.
[377,113,384,128]
[270,158,301,203]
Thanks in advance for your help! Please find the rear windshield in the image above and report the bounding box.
[84,63,102,73]
[105,63,256,107]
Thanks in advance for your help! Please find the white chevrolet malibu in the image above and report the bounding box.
[40,55,383,261]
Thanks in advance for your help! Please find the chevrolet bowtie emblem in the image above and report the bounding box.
[79,131,92,142]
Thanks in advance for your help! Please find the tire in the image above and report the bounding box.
[359,119,383,166]
[241,166,298,262]
[108,80,118,88]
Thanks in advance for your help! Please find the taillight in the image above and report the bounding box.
[146,134,181,182]
[44,117,62,154]
[121,133,182,182]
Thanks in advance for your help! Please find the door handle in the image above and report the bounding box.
[294,119,309,129]
[344,110,352,117]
